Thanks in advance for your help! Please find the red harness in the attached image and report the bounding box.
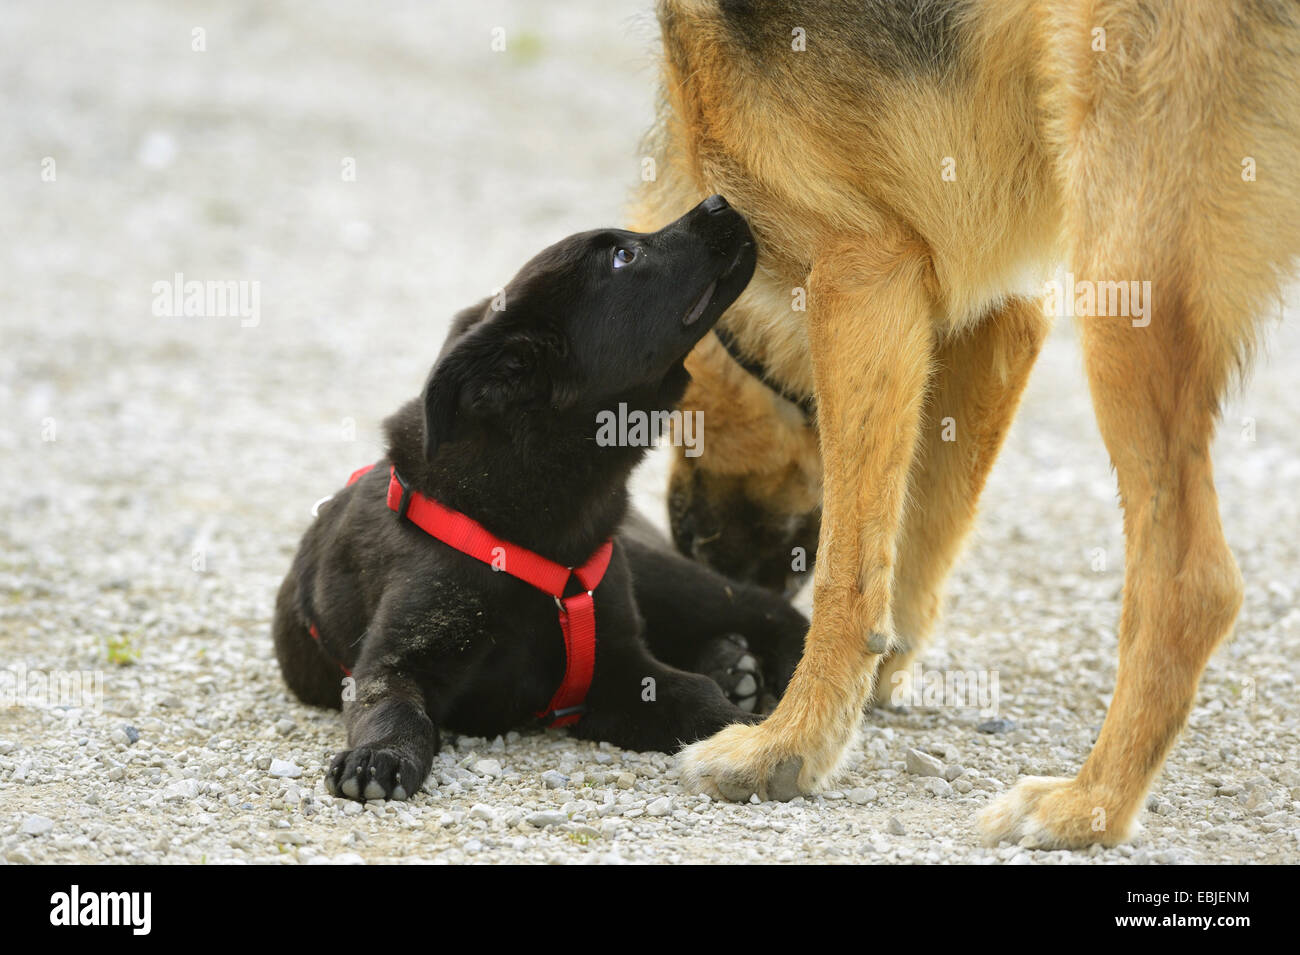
[308,463,613,728]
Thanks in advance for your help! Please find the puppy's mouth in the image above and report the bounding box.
[681,241,754,327]
[682,280,718,327]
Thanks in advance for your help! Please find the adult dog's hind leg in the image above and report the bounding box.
[678,233,935,800]
[976,0,1300,849]
[979,283,1245,848]
[876,297,1048,704]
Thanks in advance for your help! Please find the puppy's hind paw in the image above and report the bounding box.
[695,633,763,713]
[325,746,426,802]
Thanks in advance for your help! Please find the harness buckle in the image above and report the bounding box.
[541,704,587,724]
[391,468,414,522]
[554,590,594,612]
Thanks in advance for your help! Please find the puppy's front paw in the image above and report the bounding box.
[325,746,426,802]
[695,633,763,713]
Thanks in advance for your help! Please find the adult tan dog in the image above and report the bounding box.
[631,0,1300,847]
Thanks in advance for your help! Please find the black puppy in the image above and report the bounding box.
[272,196,808,802]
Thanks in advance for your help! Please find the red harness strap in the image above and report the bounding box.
[308,623,351,677]
[385,466,612,727]
[307,462,612,728]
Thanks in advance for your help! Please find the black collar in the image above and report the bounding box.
[714,326,817,424]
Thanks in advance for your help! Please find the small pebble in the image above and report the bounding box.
[923,777,953,798]
[526,810,568,828]
[905,748,945,777]
[21,815,55,837]
[541,770,569,790]
[162,779,199,801]
[268,759,302,779]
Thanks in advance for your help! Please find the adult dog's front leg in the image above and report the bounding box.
[875,297,1048,702]
[679,236,935,800]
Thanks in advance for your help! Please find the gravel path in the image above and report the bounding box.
[2,0,1298,865]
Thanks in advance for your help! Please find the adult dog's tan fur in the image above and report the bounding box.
[631,0,1300,847]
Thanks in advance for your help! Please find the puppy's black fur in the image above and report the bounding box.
[272,197,808,802]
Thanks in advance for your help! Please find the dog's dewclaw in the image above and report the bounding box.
[867,632,889,655]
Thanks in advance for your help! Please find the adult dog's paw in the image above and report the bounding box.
[977,775,1138,849]
[678,721,811,802]
[325,746,426,802]
[695,633,764,712]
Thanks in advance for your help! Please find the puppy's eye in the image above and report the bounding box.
[612,247,638,270]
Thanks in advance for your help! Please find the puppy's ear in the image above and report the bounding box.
[422,320,573,460]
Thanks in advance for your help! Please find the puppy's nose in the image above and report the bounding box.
[701,194,730,214]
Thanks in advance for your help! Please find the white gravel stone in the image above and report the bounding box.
[162,779,199,801]
[21,815,55,837]
[923,778,954,798]
[268,759,302,779]
[905,749,945,777]
[526,810,569,828]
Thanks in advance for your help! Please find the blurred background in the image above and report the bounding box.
[2,0,663,595]
[2,0,1297,799]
